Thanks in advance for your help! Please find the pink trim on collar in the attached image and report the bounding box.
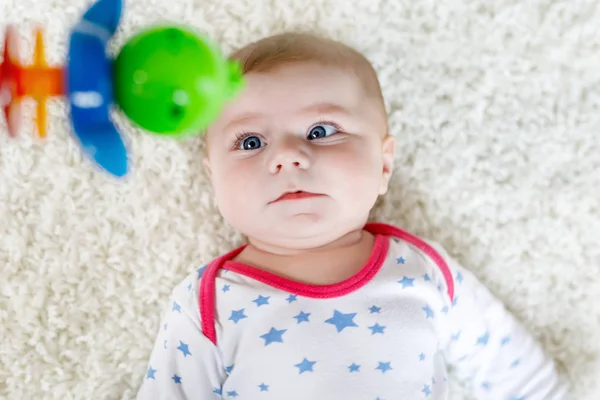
[199,223,454,345]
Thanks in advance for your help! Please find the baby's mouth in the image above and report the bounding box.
[270,190,324,203]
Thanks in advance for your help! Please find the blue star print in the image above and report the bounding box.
[197,265,206,279]
[456,271,463,283]
[260,327,287,345]
[396,256,406,264]
[423,273,431,281]
[229,309,247,324]
[222,284,231,292]
[325,310,358,332]
[451,331,461,341]
[501,335,511,346]
[348,363,360,372]
[398,276,415,288]
[511,359,521,368]
[477,331,490,346]
[422,384,431,397]
[369,323,386,335]
[172,302,181,312]
[146,366,156,380]
[294,311,310,324]
[422,305,435,319]
[419,353,425,361]
[172,375,181,384]
[177,341,191,357]
[253,295,270,307]
[369,305,381,313]
[227,390,238,397]
[225,364,234,373]
[295,358,316,374]
[213,387,222,395]
[259,383,269,391]
[286,294,297,303]
[376,361,392,373]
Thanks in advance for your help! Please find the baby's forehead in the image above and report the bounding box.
[231,64,367,110]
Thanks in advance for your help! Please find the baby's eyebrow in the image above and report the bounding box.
[222,102,351,133]
[300,102,351,116]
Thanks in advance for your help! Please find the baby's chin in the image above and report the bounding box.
[239,217,367,253]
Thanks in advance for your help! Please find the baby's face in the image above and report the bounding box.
[204,63,395,250]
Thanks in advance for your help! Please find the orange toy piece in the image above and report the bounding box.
[0,26,65,138]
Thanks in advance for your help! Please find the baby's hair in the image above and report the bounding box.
[228,32,387,120]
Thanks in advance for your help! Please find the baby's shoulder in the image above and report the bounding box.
[376,226,456,303]
[166,263,212,322]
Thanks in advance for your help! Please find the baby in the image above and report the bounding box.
[136,32,566,399]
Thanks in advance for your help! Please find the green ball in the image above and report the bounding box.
[113,25,243,137]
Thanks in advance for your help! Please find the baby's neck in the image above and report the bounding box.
[232,229,375,285]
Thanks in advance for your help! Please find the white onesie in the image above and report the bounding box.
[136,222,566,399]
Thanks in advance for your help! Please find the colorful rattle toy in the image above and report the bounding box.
[0,0,244,177]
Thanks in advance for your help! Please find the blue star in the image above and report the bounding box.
[325,310,358,332]
[452,296,459,307]
[476,331,490,346]
[398,276,415,288]
[423,273,431,281]
[368,323,386,335]
[172,374,182,384]
[376,361,392,373]
[177,340,192,357]
[146,366,156,379]
[286,294,298,303]
[369,305,381,313]
[348,363,360,372]
[260,327,287,346]
[419,353,425,361]
[422,384,431,397]
[163,323,167,330]
[227,390,239,397]
[295,358,316,374]
[294,311,310,324]
[481,381,491,391]
[225,364,234,374]
[451,331,461,341]
[259,383,269,391]
[253,295,270,307]
[396,256,406,264]
[187,283,192,291]
[222,284,231,292]
[511,358,521,368]
[456,271,463,283]
[229,309,247,324]
[197,265,207,279]
[501,335,511,346]
[422,305,435,319]
[213,387,222,395]
[441,306,449,314]
[172,302,181,312]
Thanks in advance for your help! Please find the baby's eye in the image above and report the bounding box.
[237,135,264,150]
[307,123,339,140]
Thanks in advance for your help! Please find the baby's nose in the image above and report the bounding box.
[268,141,311,173]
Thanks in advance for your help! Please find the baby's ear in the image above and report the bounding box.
[202,157,213,180]
[379,134,396,195]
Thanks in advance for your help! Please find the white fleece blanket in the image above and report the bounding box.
[1,0,598,398]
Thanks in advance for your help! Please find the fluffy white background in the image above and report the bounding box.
[1,0,598,398]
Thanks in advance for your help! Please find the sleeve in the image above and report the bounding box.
[136,286,226,400]
[431,244,569,400]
